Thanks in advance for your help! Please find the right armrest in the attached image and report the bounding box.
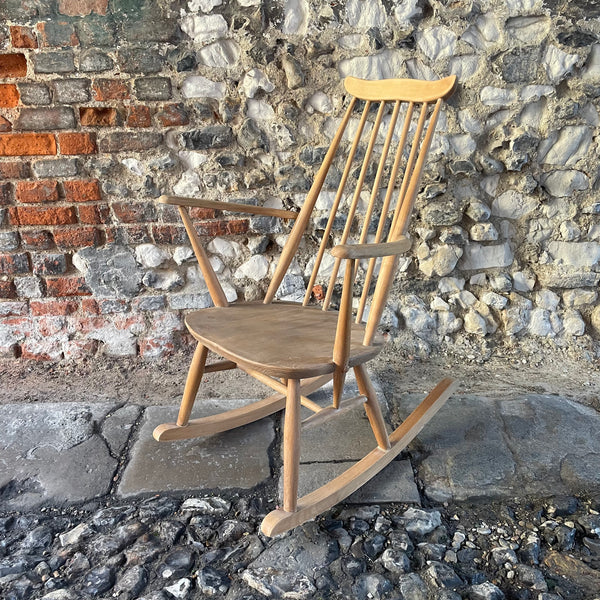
[159,195,298,220]
[330,237,411,260]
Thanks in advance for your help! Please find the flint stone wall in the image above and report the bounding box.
[2,0,600,360]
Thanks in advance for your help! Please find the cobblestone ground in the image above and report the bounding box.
[2,493,600,599]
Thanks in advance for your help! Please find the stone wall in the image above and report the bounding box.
[1,0,600,360]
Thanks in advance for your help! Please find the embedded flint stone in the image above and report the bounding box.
[73,244,142,297]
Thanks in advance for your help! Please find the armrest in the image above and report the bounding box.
[159,195,298,220]
[330,237,411,259]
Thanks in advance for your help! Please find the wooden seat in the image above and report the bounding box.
[151,74,459,536]
[186,303,383,379]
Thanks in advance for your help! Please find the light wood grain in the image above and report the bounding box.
[344,75,457,102]
[283,379,301,512]
[153,373,331,441]
[261,378,458,536]
[176,344,208,427]
[160,195,298,220]
[330,238,411,260]
[186,303,383,379]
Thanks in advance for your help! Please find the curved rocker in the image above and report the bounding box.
[261,378,458,536]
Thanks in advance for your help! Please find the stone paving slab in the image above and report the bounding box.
[398,393,600,503]
[281,459,421,504]
[0,402,139,511]
[117,400,275,497]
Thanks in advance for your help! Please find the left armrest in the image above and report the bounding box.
[159,195,298,220]
[330,237,411,259]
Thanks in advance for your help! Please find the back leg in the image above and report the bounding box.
[177,343,208,426]
[354,364,391,450]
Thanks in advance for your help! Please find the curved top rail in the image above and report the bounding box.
[344,75,457,102]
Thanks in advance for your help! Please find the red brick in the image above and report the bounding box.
[53,226,100,249]
[0,182,13,205]
[45,276,90,297]
[0,280,17,298]
[16,180,59,203]
[58,0,108,16]
[92,79,129,101]
[0,84,19,108]
[80,107,118,127]
[21,230,54,250]
[14,205,77,226]
[156,103,190,127]
[0,116,12,132]
[189,207,216,219]
[10,26,38,49]
[30,299,79,315]
[112,202,156,223]
[151,225,188,245]
[127,105,152,128]
[0,161,31,179]
[0,54,27,78]
[81,298,100,314]
[58,132,97,155]
[63,179,101,203]
[194,220,228,236]
[0,133,57,156]
[226,219,249,234]
[0,252,30,274]
[77,203,110,224]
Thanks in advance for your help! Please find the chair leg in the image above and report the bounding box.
[177,344,208,427]
[354,364,391,451]
[283,378,301,513]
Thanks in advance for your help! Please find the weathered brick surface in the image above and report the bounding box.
[53,79,90,103]
[92,79,130,101]
[30,299,79,315]
[21,230,54,250]
[0,116,12,132]
[126,105,152,128]
[58,132,97,155]
[99,131,163,152]
[16,107,76,131]
[0,133,57,156]
[18,82,51,105]
[37,21,79,47]
[0,53,27,77]
[63,179,101,203]
[58,0,108,16]
[0,253,30,275]
[32,158,79,178]
[53,226,100,249]
[0,162,31,180]
[0,84,20,108]
[45,276,90,297]
[13,205,77,226]
[10,26,38,49]
[79,107,119,127]
[33,51,75,74]
[32,253,67,275]
[0,183,13,205]
[16,180,59,204]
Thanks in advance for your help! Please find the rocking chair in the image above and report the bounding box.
[153,75,459,536]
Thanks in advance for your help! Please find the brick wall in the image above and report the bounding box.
[2,0,600,361]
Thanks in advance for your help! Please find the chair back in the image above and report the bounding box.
[265,75,457,344]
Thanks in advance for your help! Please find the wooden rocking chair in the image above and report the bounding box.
[153,75,459,536]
